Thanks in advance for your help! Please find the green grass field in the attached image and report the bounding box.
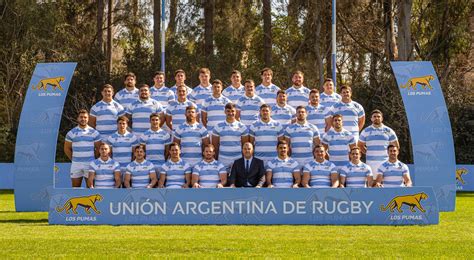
[1,190,473,258]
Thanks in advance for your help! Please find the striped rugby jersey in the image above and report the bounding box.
[212,120,248,167]
[302,159,338,188]
[256,83,280,106]
[321,128,356,167]
[150,86,175,108]
[266,157,300,188]
[114,87,139,110]
[222,85,245,104]
[201,95,231,131]
[127,98,164,136]
[319,92,341,108]
[89,158,120,188]
[173,122,209,167]
[248,119,284,164]
[125,159,155,188]
[377,160,409,187]
[236,94,265,126]
[65,126,101,163]
[326,101,365,140]
[192,159,227,188]
[139,128,172,167]
[160,159,192,188]
[271,104,296,129]
[284,122,320,167]
[339,161,372,188]
[306,104,328,133]
[105,131,139,168]
[286,86,310,108]
[90,100,126,140]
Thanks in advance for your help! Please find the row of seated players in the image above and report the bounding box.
[65,104,397,187]
[87,141,412,189]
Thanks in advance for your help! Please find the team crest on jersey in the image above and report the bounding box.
[56,194,103,215]
[380,192,427,213]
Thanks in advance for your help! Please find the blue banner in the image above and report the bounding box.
[14,63,77,211]
[456,165,474,191]
[391,61,456,211]
[49,188,439,225]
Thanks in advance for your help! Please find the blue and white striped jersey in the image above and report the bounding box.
[166,100,199,130]
[256,84,280,106]
[284,122,320,166]
[321,128,356,167]
[377,160,409,187]
[65,126,101,163]
[89,158,120,188]
[339,162,372,188]
[127,98,164,136]
[271,104,296,128]
[249,119,284,163]
[90,100,126,140]
[359,124,398,165]
[326,101,365,140]
[306,104,328,133]
[105,131,139,169]
[192,160,227,188]
[212,121,248,167]
[236,95,265,126]
[160,159,192,188]
[286,86,310,108]
[173,122,209,167]
[201,95,231,131]
[189,84,212,108]
[125,160,155,188]
[170,85,193,96]
[302,159,338,188]
[266,157,300,188]
[139,128,172,167]
[114,87,139,110]
[150,86,175,108]
[319,92,341,108]
[222,85,245,104]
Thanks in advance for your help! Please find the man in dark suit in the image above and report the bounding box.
[229,142,266,188]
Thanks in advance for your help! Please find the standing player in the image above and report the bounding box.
[325,85,365,141]
[249,104,284,164]
[222,70,245,103]
[321,114,356,169]
[105,116,139,179]
[173,106,210,167]
[271,90,296,128]
[170,69,193,96]
[158,142,192,188]
[306,89,328,133]
[256,68,280,106]
[165,84,199,131]
[114,72,139,110]
[319,78,341,108]
[266,140,301,188]
[191,144,227,188]
[127,84,165,137]
[89,84,126,141]
[124,145,157,188]
[64,109,101,187]
[236,79,265,126]
[286,71,310,108]
[201,79,231,132]
[301,145,339,188]
[88,143,121,189]
[150,71,175,108]
[375,145,412,187]
[212,103,248,170]
[358,109,399,175]
[189,68,212,108]
[283,106,320,168]
[140,113,172,172]
[339,147,373,188]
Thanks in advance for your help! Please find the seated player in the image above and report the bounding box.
[191,144,227,188]
[375,145,412,187]
[88,143,121,189]
[124,145,157,188]
[302,145,339,188]
[266,140,301,188]
[339,147,373,188]
[158,142,192,188]
[64,109,101,188]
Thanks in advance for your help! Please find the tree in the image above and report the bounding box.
[106,0,113,77]
[204,0,214,60]
[397,0,413,61]
[153,0,161,66]
[97,0,105,54]
[263,0,272,67]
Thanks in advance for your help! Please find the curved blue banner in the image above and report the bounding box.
[14,63,77,211]
[391,61,456,211]
[49,188,439,225]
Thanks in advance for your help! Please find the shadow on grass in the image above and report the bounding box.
[0,218,48,224]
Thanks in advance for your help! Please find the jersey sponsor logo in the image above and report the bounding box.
[31,76,65,91]
[379,192,427,213]
[55,194,103,215]
[456,168,468,185]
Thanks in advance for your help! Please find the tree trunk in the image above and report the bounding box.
[383,0,398,60]
[97,0,104,54]
[106,0,113,77]
[397,0,413,61]
[263,0,272,67]
[153,0,161,65]
[464,0,474,86]
[204,0,214,59]
[169,0,178,35]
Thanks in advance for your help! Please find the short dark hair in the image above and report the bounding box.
[139,84,150,90]
[293,70,304,77]
[102,84,114,91]
[276,90,286,96]
[134,144,146,153]
[154,71,165,77]
[387,144,399,151]
[324,78,333,83]
[309,89,319,95]
[244,79,255,86]
[260,104,271,110]
[371,109,383,116]
[296,105,306,111]
[174,69,185,76]
[185,105,196,112]
[260,68,273,75]
[277,140,289,147]
[199,68,211,75]
[340,85,352,92]
[212,79,223,86]
[124,72,136,80]
[149,113,161,120]
[231,70,241,76]
[332,114,343,120]
[203,143,215,150]
[169,142,180,150]
[117,116,129,123]
[78,109,89,116]
[225,103,236,110]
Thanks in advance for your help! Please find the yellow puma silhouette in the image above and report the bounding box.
[32,76,65,91]
[400,75,434,91]
[56,194,103,215]
[380,192,428,213]
[456,168,468,185]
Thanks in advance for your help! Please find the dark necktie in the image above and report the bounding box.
[246,160,249,173]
